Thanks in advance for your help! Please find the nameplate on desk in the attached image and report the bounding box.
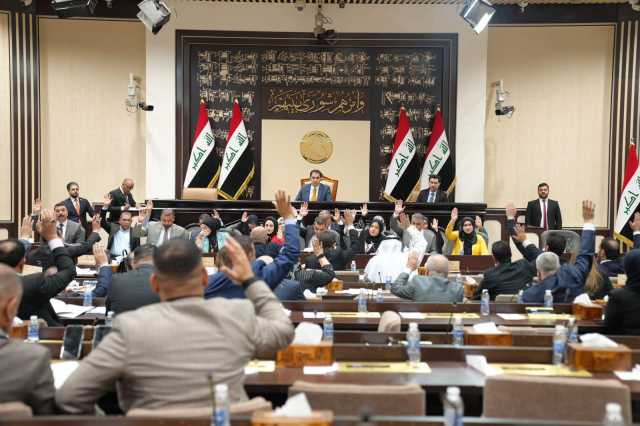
[337,361,431,374]
[302,312,381,319]
[399,313,479,319]
[245,360,276,374]
[489,363,591,377]
[201,257,216,268]
[527,313,573,320]
[276,342,333,368]
[464,328,513,346]
[251,410,333,426]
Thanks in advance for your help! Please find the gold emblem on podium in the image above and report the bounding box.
[300,131,333,164]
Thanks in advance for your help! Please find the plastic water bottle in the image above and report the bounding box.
[213,383,230,426]
[567,317,578,343]
[83,287,93,307]
[516,290,524,304]
[406,322,421,366]
[544,289,553,308]
[552,324,567,365]
[323,314,334,341]
[376,288,384,303]
[350,260,357,272]
[105,311,114,327]
[602,402,625,426]
[452,316,464,347]
[385,275,392,291]
[27,315,39,342]
[480,289,490,316]
[443,386,464,426]
[358,288,367,313]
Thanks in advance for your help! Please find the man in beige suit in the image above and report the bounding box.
[0,264,55,414]
[56,236,294,413]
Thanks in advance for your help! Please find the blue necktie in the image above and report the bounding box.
[428,192,435,203]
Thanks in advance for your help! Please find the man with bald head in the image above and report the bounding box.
[139,204,188,247]
[0,265,55,414]
[391,252,463,303]
[56,238,293,414]
[105,178,136,223]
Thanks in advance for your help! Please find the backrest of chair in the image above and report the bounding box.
[0,402,33,418]
[181,187,218,201]
[540,230,580,255]
[483,375,631,423]
[126,397,272,418]
[378,311,401,333]
[288,381,425,416]
[300,176,339,201]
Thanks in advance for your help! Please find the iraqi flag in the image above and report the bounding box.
[183,101,220,188]
[217,99,255,200]
[615,142,640,245]
[420,109,455,193]
[383,107,421,202]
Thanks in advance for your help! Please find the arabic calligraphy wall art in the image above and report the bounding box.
[176,31,457,200]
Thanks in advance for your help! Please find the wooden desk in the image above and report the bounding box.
[351,255,495,272]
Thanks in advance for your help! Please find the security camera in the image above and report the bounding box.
[493,80,515,118]
[338,0,346,8]
[313,5,338,45]
[138,102,154,112]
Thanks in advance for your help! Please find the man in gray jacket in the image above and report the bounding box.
[391,252,463,303]
[56,238,294,413]
[0,264,55,414]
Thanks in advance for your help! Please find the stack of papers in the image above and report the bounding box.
[50,361,79,388]
[50,299,93,319]
[75,267,96,277]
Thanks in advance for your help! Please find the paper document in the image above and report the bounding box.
[75,267,96,277]
[88,306,106,315]
[303,363,338,375]
[50,361,79,388]
[400,312,426,320]
[497,313,527,321]
[50,298,93,318]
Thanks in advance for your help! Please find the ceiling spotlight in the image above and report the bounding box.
[295,0,305,11]
[338,0,346,8]
[105,0,113,7]
[137,0,171,35]
[51,0,97,17]
[460,0,495,34]
[313,5,338,45]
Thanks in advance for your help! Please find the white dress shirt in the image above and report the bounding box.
[111,227,131,256]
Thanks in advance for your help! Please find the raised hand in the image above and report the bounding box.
[513,223,527,243]
[92,243,108,267]
[431,217,439,230]
[361,203,368,217]
[582,200,595,222]
[475,215,483,230]
[450,207,458,222]
[32,198,42,213]
[218,237,255,284]
[399,212,410,228]
[332,208,341,223]
[343,209,356,226]
[299,202,309,218]
[394,200,404,216]
[407,251,419,271]
[38,209,58,242]
[19,215,32,239]
[505,203,517,220]
[312,237,324,257]
[273,190,294,220]
[212,209,221,220]
[102,194,112,207]
[91,213,102,232]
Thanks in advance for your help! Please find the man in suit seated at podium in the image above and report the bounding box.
[416,174,449,203]
[295,169,333,202]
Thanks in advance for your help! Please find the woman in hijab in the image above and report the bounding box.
[604,249,640,335]
[445,207,489,256]
[353,217,386,255]
[192,214,222,254]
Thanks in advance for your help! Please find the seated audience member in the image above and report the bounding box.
[53,202,85,243]
[271,218,286,246]
[416,174,449,203]
[139,205,188,246]
[391,252,463,303]
[525,182,562,230]
[100,207,140,258]
[26,214,102,270]
[390,201,440,254]
[205,191,299,299]
[0,265,55,414]
[63,181,95,227]
[191,214,222,254]
[105,178,136,223]
[304,231,352,271]
[520,201,595,303]
[0,210,76,325]
[300,208,341,248]
[274,239,336,300]
[56,238,294,413]
[348,215,385,255]
[445,208,489,256]
[251,226,281,258]
[295,169,333,202]
[263,216,280,244]
[226,211,258,236]
[604,249,640,335]
[363,236,407,282]
[474,241,535,300]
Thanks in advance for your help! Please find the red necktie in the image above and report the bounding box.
[542,199,548,230]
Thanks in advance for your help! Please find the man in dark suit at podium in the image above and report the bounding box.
[526,182,562,230]
[295,170,333,202]
[106,178,136,223]
[63,181,95,228]
[417,174,449,203]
